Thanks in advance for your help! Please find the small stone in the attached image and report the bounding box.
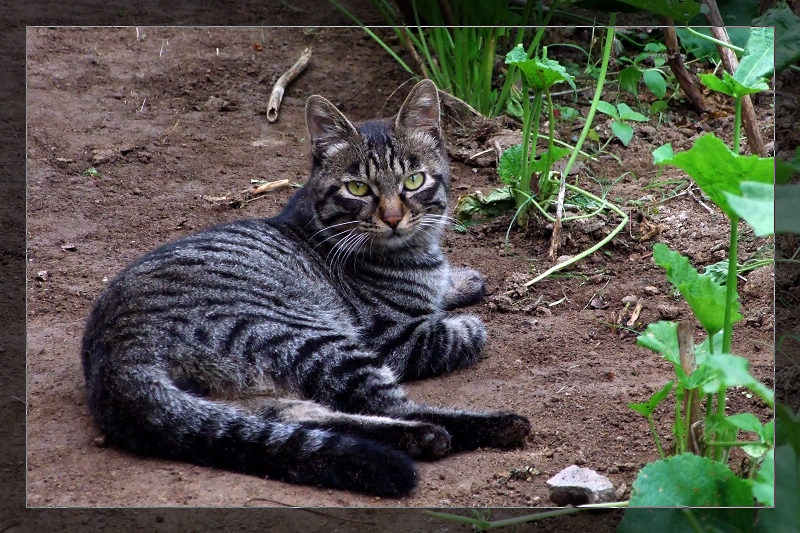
[589,296,605,309]
[36,270,49,281]
[93,435,108,447]
[621,294,638,304]
[536,306,553,317]
[547,465,616,506]
[60,243,77,251]
[643,285,659,296]
[658,303,681,319]
[556,255,573,263]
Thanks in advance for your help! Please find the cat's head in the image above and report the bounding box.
[304,80,450,251]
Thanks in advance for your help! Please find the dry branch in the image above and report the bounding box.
[701,1,767,156]
[661,23,708,113]
[677,321,703,454]
[267,47,312,123]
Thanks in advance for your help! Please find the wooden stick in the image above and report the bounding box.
[701,2,767,156]
[677,321,703,454]
[267,47,312,123]
[661,22,708,113]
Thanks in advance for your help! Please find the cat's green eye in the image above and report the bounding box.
[404,173,425,191]
[346,181,370,196]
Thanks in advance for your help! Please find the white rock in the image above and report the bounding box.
[547,465,616,506]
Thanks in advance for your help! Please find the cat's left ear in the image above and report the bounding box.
[395,79,441,138]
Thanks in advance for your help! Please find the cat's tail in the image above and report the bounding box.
[83,360,417,497]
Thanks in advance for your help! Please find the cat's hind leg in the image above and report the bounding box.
[268,399,451,459]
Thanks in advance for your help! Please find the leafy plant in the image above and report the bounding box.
[618,41,671,101]
[595,101,648,146]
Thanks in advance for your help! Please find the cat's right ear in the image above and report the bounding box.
[306,96,359,158]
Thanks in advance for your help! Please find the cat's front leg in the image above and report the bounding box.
[378,312,486,381]
[440,266,486,310]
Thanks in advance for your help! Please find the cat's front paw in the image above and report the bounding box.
[400,422,451,460]
[442,267,486,310]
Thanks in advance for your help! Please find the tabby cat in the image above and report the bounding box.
[82,80,531,497]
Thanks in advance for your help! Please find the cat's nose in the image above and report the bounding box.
[379,197,404,229]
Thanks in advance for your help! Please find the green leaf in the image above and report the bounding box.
[530,146,570,173]
[637,321,679,364]
[555,105,579,122]
[698,353,774,407]
[699,72,735,96]
[596,100,618,118]
[611,121,634,146]
[755,444,797,532]
[621,509,757,533]
[454,187,516,223]
[653,134,773,219]
[649,99,668,115]
[498,144,523,185]
[613,0,701,23]
[776,147,800,184]
[619,66,642,95]
[628,380,674,418]
[651,143,674,164]
[752,448,774,506]
[616,102,648,122]
[629,453,754,506]
[734,26,774,88]
[776,184,800,234]
[506,49,576,92]
[724,182,774,237]
[653,243,740,335]
[642,69,666,99]
[754,2,800,72]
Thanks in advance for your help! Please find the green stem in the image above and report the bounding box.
[722,217,739,353]
[328,0,416,75]
[648,415,665,459]
[538,86,557,198]
[523,181,628,287]
[561,16,615,182]
[426,508,586,529]
[684,27,745,53]
[706,441,768,447]
[682,508,705,533]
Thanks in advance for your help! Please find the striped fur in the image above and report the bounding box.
[82,80,530,497]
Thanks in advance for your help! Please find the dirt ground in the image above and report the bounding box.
[26,27,774,509]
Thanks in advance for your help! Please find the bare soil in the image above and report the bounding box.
[26,27,774,509]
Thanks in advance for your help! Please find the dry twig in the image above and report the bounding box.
[267,47,312,123]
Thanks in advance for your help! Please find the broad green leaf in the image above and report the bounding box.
[757,405,800,532]
[695,330,723,358]
[754,2,800,72]
[620,508,757,533]
[651,143,674,164]
[698,353,774,407]
[595,100,618,118]
[454,187,516,223]
[776,183,800,234]
[619,66,642,95]
[642,69,666,99]
[776,147,800,184]
[734,26,774,88]
[506,49,576,92]
[752,448,774,506]
[611,121,634,146]
[555,105,579,122]
[653,134,774,219]
[629,453,754,506]
[636,320,679,364]
[498,144,523,185]
[699,72,735,96]
[614,0,701,23]
[616,102,648,122]
[649,100,668,115]
[725,181,774,237]
[628,380,674,417]
[653,243,740,335]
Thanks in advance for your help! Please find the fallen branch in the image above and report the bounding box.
[267,47,312,123]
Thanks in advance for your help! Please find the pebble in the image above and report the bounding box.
[36,270,49,281]
[547,465,616,506]
[657,303,681,319]
[643,285,659,295]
